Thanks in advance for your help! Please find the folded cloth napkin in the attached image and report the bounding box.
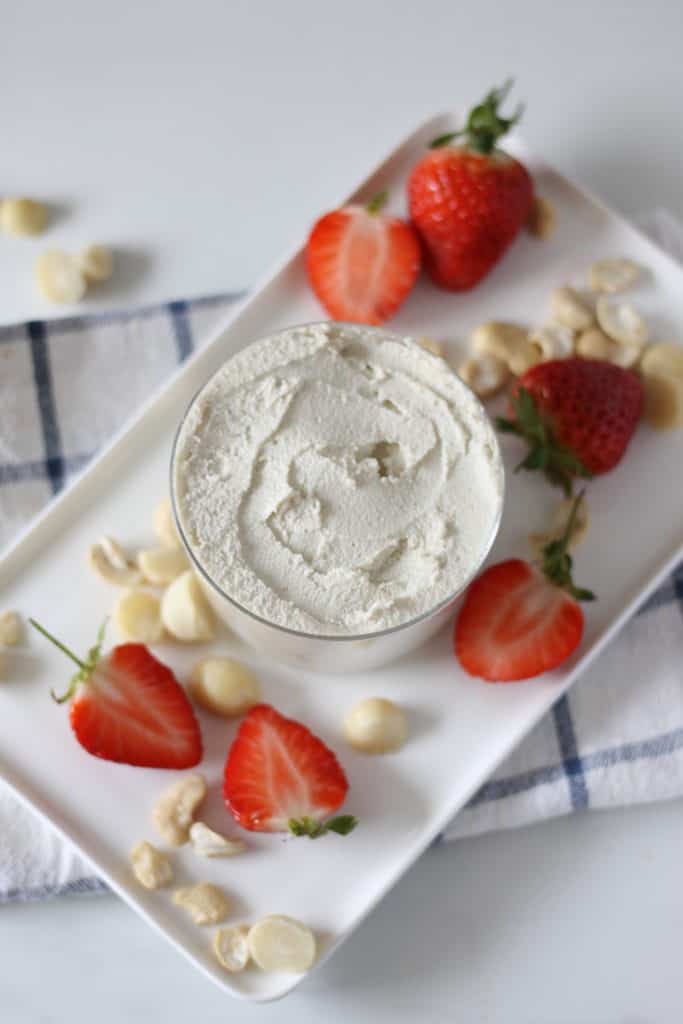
[1,210,682,901]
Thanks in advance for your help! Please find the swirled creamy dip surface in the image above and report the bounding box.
[174,324,503,636]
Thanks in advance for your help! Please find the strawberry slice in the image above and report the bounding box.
[30,620,202,768]
[454,495,594,681]
[305,191,421,325]
[223,704,355,837]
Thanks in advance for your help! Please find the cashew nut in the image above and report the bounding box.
[78,244,114,283]
[113,589,163,644]
[416,336,444,357]
[138,546,189,586]
[529,324,575,361]
[189,657,260,718]
[550,287,594,331]
[457,353,509,398]
[161,571,215,642]
[526,195,555,239]
[35,250,87,304]
[588,258,641,294]
[471,322,539,376]
[642,374,683,430]
[130,841,173,890]
[596,297,648,348]
[640,342,683,380]
[153,773,207,846]
[529,494,589,556]
[213,926,250,973]
[89,536,142,586]
[154,497,181,548]
[173,883,230,925]
[247,916,317,973]
[343,697,408,754]
[0,611,21,646]
[576,328,620,362]
[189,822,246,858]
[1,197,48,236]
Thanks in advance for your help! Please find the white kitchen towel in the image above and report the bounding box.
[1,210,681,900]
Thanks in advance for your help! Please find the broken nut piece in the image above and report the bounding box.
[138,547,189,586]
[173,883,230,925]
[343,697,408,754]
[550,287,594,331]
[154,497,181,548]
[78,244,114,283]
[248,915,317,973]
[113,589,163,644]
[596,297,648,348]
[1,197,48,236]
[588,258,641,294]
[0,611,22,646]
[640,342,683,380]
[526,195,555,239]
[642,374,683,430]
[416,336,444,357]
[189,657,260,718]
[161,571,215,642]
[131,841,173,890]
[189,822,246,858]
[153,773,207,846]
[471,321,540,376]
[530,323,575,361]
[457,353,509,398]
[35,250,87,304]
[89,536,142,586]
[576,328,620,362]
[213,925,251,973]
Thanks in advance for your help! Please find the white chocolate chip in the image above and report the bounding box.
[457,353,509,398]
[529,323,576,361]
[113,589,163,644]
[416,336,444,357]
[640,342,683,379]
[247,915,317,973]
[550,287,594,331]
[161,571,215,642]
[576,328,620,362]
[213,925,251,973]
[529,494,589,556]
[138,547,189,586]
[1,197,48,236]
[343,697,408,754]
[189,657,260,718]
[189,822,246,858]
[78,244,114,283]
[153,773,207,846]
[596,297,648,347]
[526,195,555,239]
[89,536,142,586]
[154,497,181,548]
[130,841,173,890]
[471,321,540,376]
[35,250,86,304]
[173,883,230,925]
[588,258,641,293]
[0,611,22,646]
[642,374,683,430]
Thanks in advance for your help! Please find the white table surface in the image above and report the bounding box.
[2,1,683,1020]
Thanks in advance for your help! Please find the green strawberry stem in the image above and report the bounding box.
[29,618,107,703]
[288,814,358,839]
[540,492,595,603]
[430,79,524,155]
[496,386,592,496]
[366,191,389,214]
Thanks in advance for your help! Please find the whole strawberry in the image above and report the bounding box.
[498,358,644,493]
[408,81,533,290]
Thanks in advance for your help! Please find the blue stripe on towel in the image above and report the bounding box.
[26,321,64,496]
[168,300,193,362]
[552,696,590,809]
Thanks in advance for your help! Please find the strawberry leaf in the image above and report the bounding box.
[288,814,358,839]
[540,492,595,602]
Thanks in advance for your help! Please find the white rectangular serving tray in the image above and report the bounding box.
[2,112,683,1003]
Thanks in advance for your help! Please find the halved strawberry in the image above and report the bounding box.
[223,704,355,837]
[305,191,421,325]
[30,620,202,768]
[454,495,594,681]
